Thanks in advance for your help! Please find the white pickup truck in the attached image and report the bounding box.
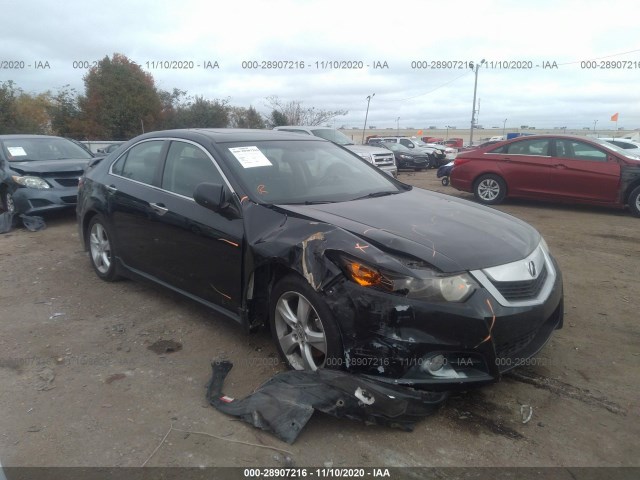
[274,126,398,178]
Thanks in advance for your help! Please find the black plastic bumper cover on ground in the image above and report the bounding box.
[206,360,448,444]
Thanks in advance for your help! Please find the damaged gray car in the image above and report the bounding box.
[77,129,563,389]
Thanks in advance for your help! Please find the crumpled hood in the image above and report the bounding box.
[277,188,540,272]
[9,159,91,175]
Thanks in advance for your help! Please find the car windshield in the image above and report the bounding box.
[219,140,406,204]
[592,138,640,159]
[309,129,355,146]
[2,137,93,161]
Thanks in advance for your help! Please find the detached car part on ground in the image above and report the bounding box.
[0,135,98,217]
[207,359,447,443]
[450,135,640,216]
[78,129,564,390]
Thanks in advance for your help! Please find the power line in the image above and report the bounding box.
[557,47,640,66]
[379,71,472,102]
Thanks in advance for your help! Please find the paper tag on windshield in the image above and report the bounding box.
[229,146,272,168]
[7,147,27,156]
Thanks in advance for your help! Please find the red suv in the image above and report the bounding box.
[450,135,640,217]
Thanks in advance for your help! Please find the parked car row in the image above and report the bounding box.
[274,126,397,177]
[367,136,455,170]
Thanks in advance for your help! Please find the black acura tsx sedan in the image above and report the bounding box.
[77,129,563,389]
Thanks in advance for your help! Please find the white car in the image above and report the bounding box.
[598,137,640,154]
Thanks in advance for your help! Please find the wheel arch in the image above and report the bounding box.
[80,209,101,251]
[623,178,640,205]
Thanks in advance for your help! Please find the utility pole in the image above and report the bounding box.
[469,59,485,146]
[362,93,375,144]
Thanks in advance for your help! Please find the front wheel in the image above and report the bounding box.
[628,185,640,217]
[87,215,120,281]
[2,190,16,215]
[270,275,344,371]
[441,177,450,186]
[474,174,507,205]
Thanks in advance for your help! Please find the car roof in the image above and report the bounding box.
[0,134,67,140]
[135,128,327,144]
[598,137,640,143]
[274,125,330,130]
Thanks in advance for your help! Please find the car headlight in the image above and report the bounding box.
[337,255,477,303]
[399,154,412,159]
[12,175,51,189]
[357,153,373,163]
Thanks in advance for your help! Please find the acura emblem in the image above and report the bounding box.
[528,261,537,277]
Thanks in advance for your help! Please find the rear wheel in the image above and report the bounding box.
[628,185,640,217]
[474,174,507,205]
[87,215,120,281]
[270,275,344,371]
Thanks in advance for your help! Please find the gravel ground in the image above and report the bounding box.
[0,170,638,468]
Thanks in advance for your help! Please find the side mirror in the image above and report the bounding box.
[194,183,229,212]
[194,183,242,219]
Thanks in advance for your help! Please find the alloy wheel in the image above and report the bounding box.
[274,291,328,371]
[89,222,112,274]
[478,178,501,201]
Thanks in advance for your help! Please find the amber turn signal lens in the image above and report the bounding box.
[346,262,384,287]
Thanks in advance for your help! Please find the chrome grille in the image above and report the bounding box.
[372,154,395,165]
[490,264,548,301]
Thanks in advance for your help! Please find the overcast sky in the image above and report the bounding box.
[2,0,639,130]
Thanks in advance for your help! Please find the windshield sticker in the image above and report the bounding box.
[7,146,27,157]
[229,146,272,168]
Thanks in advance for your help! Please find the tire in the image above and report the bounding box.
[441,177,450,186]
[87,215,120,281]
[270,275,344,371]
[473,174,507,205]
[629,185,640,217]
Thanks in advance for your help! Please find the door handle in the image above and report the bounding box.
[149,202,168,216]
[105,184,117,193]
[501,157,511,162]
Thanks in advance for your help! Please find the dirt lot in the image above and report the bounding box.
[0,170,638,468]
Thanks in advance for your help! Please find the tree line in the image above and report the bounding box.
[0,53,348,140]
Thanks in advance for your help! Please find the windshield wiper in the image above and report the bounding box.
[352,191,401,201]
[287,200,338,205]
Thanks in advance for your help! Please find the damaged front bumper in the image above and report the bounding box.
[12,185,79,215]
[322,260,564,390]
